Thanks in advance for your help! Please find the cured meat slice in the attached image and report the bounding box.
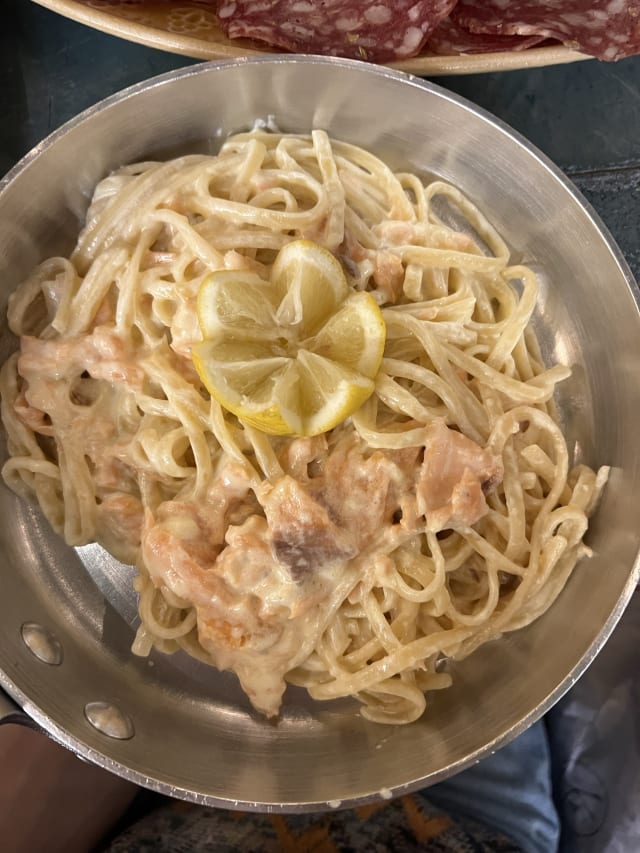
[454,1,640,62]
[426,17,545,55]
[216,0,458,62]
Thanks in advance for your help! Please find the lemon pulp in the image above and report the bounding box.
[192,240,386,436]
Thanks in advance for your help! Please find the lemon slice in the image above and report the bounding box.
[272,239,349,334]
[192,240,386,436]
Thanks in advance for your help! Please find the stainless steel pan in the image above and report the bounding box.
[1,57,639,811]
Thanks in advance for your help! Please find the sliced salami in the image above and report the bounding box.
[216,0,458,62]
[426,17,544,55]
[454,0,640,62]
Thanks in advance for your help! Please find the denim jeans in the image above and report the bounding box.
[422,720,560,853]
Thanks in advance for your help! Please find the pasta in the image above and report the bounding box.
[0,129,607,725]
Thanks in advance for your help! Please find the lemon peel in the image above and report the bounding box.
[192,240,386,436]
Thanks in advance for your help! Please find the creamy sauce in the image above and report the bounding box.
[140,428,500,715]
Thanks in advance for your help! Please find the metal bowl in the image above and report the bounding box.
[0,56,639,811]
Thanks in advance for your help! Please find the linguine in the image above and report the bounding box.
[0,130,607,724]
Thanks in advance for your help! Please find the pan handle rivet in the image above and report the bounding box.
[20,622,63,666]
[84,702,135,740]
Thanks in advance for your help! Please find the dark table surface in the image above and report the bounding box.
[3,1,640,281]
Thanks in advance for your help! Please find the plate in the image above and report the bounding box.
[32,0,590,75]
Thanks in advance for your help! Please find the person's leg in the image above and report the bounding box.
[0,724,138,853]
[547,591,640,853]
[420,720,560,853]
